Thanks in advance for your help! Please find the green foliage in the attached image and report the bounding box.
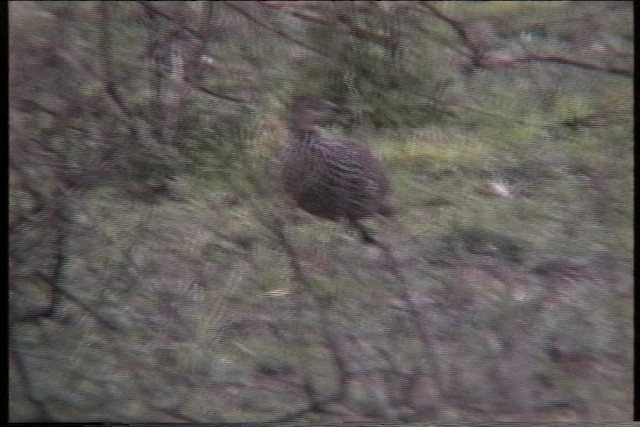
[9,0,632,423]
[293,7,449,129]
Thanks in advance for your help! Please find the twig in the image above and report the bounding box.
[420,2,633,78]
[372,237,447,398]
[224,2,331,59]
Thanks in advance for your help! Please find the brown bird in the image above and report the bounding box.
[282,95,393,244]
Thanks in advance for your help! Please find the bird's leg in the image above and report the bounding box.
[349,218,378,245]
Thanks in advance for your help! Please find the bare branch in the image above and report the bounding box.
[487,54,633,77]
[137,1,205,41]
[224,2,331,59]
[10,348,54,421]
[421,2,633,77]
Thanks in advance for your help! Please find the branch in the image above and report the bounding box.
[137,1,205,41]
[420,1,484,62]
[224,2,331,59]
[374,240,447,397]
[10,347,54,420]
[421,2,633,78]
[99,3,158,144]
[487,54,633,77]
[261,217,352,417]
[260,2,330,26]
[260,2,399,53]
[183,76,249,103]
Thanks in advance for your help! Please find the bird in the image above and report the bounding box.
[281,95,394,244]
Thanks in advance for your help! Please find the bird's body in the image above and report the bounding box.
[282,96,393,242]
[283,131,392,220]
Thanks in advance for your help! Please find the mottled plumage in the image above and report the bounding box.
[282,96,393,242]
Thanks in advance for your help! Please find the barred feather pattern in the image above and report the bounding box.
[283,131,392,221]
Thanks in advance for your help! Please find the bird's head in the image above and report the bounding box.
[289,95,337,132]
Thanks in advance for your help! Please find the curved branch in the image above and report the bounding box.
[421,2,633,78]
[492,54,633,77]
[224,2,331,59]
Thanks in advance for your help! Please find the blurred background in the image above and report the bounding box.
[9,1,633,423]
